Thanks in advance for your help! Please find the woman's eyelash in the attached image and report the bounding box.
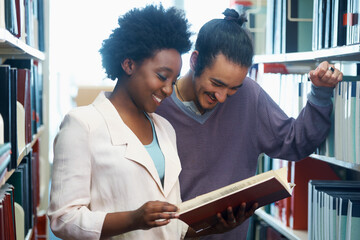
[157,73,167,81]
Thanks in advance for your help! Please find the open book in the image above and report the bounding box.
[177,167,295,232]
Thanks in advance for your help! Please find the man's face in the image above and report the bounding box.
[192,54,249,114]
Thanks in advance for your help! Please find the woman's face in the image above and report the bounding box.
[125,48,182,113]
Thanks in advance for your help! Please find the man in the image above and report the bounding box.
[156,8,342,240]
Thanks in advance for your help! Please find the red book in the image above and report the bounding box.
[14,0,22,38]
[0,203,4,240]
[287,157,340,230]
[17,68,32,144]
[177,167,294,232]
[263,63,289,74]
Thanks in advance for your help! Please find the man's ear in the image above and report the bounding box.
[121,58,135,75]
[190,51,199,71]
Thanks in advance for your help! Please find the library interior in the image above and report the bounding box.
[1,0,360,239]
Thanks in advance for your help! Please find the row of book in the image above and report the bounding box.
[257,153,341,230]
[254,64,360,165]
[1,145,40,240]
[308,180,360,240]
[0,59,43,177]
[0,183,16,240]
[254,68,310,119]
[313,0,360,50]
[263,0,359,54]
[248,217,288,240]
[0,0,45,51]
[265,0,313,54]
[0,143,11,185]
[319,79,360,164]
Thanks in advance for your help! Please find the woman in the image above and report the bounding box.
[47,5,192,239]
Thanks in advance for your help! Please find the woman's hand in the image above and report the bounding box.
[132,201,179,230]
[101,200,178,238]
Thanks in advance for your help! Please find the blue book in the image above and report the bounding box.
[346,199,360,240]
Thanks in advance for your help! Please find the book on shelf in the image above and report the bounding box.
[281,0,298,53]
[16,68,32,145]
[177,167,295,232]
[265,0,275,54]
[0,0,5,29]
[6,156,35,238]
[0,114,3,144]
[332,77,360,164]
[287,157,340,230]
[4,59,44,141]
[0,143,11,181]
[16,102,26,156]
[0,183,17,240]
[0,65,14,169]
[9,67,18,169]
[346,199,360,239]
[14,202,24,240]
[314,0,352,49]
[356,81,360,164]
[267,0,312,54]
[4,0,19,36]
[308,180,360,240]
[272,0,283,54]
[331,0,348,48]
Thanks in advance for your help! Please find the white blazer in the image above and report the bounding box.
[48,92,187,240]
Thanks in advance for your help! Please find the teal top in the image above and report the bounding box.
[144,113,165,185]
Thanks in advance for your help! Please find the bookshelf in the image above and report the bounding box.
[254,44,360,64]
[255,209,307,240]
[249,0,360,239]
[2,126,45,185]
[0,28,45,60]
[0,0,48,239]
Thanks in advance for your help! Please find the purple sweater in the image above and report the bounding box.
[156,77,333,240]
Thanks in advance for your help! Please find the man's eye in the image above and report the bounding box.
[212,82,222,87]
[157,73,167,81]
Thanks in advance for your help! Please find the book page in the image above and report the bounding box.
[179,167,290,213]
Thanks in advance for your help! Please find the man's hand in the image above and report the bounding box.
[185,202,258,238]
[214,202,258,234]
[309,61,343,88]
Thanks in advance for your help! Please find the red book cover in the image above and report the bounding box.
[17,68,32,144]
[263,63,289,74]
[6,186,16,240]
[0,204,4,240]
[14,0,22,38]
[32,140,40,210]
[288,157,340,230]
[177,167,294,232]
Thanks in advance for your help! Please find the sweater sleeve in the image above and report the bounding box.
[256,85,333,161]
[47,112,107,240]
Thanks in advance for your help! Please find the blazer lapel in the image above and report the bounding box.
[150,113,182,197]
[92,92,165,194]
